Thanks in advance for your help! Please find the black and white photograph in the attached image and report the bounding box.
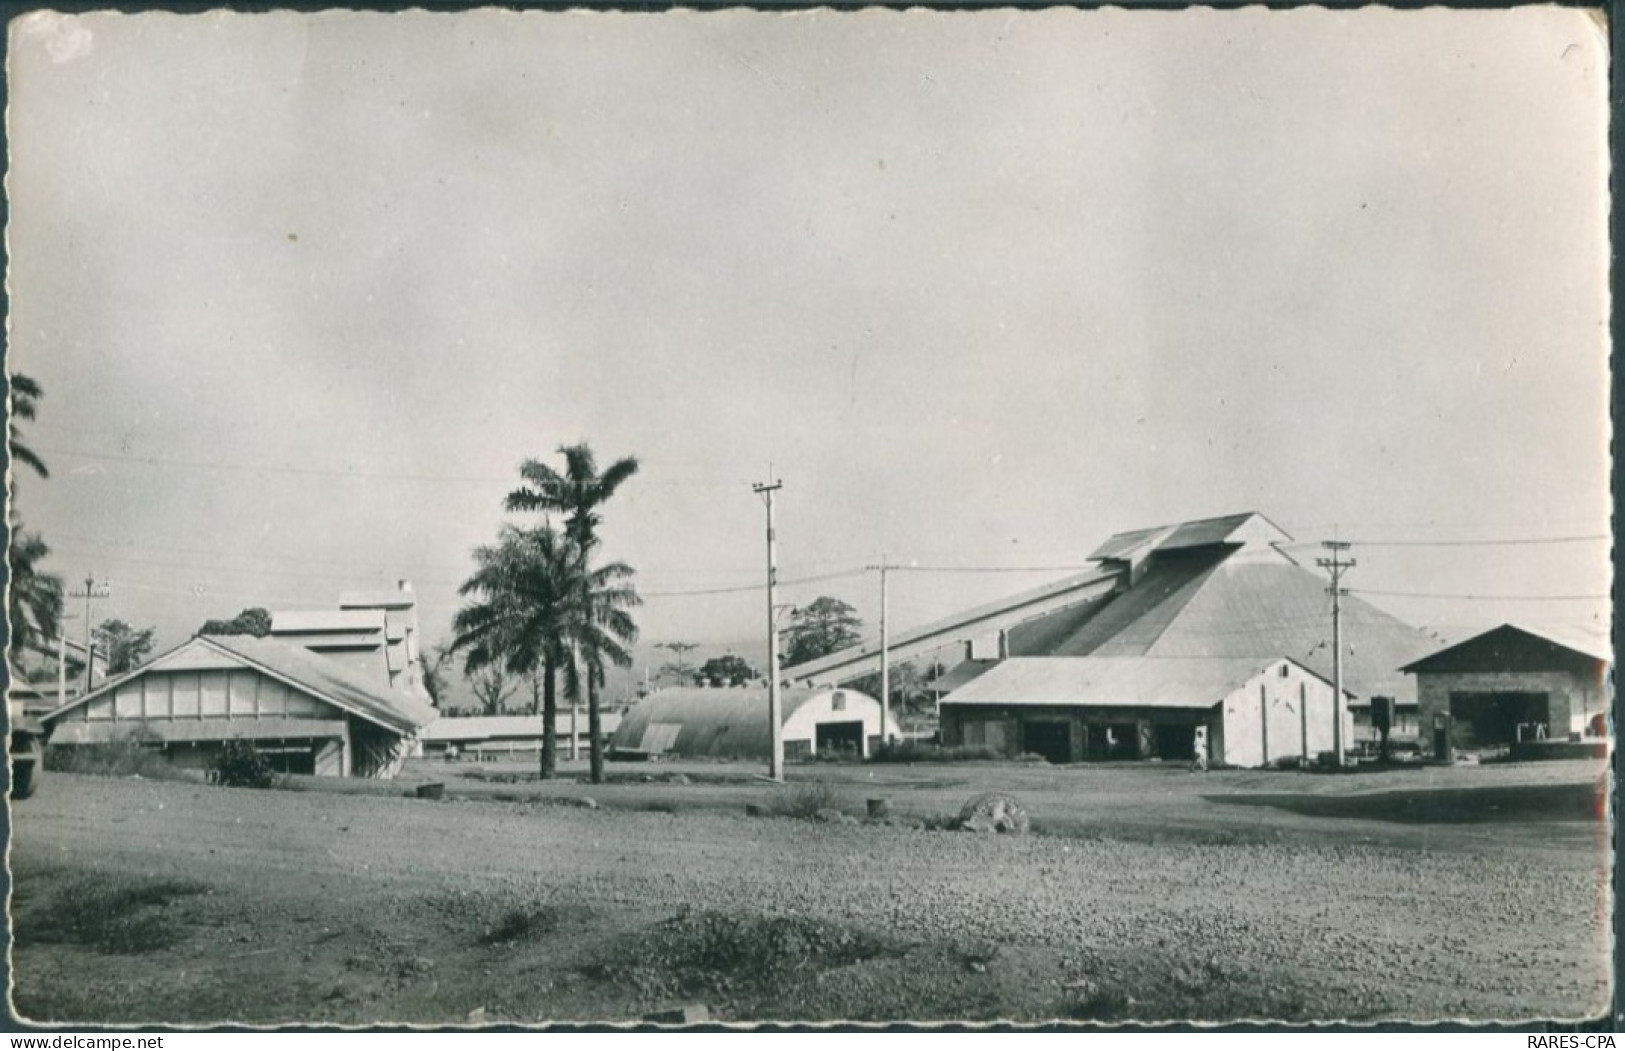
[3,5,1613,1029]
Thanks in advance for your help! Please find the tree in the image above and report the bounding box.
[782,596,863,667]
[199,607,272,637]
[469,667,517,716]
[97,619,157,675]
[696,654,757,687]
[420,641,455,708]
[505,443,642,784]
[656,640,700,684]
[8,528,63,658]
[8,373,48,481]
[452,525,580,778]
[851,660,929,712]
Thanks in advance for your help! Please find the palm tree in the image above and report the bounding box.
[505,443,640,784]
[9,528,63,659]
[452,525,578,778]
[9,374,49,480]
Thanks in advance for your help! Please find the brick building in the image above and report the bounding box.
[1401,624,1611,755]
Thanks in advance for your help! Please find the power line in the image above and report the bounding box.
[1351,588,1610,602]
[1281,534,1608,549]
[35,444,750,489]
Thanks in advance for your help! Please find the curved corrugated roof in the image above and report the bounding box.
[611,686,873,759]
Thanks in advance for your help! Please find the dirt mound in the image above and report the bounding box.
[582,911,903,1002]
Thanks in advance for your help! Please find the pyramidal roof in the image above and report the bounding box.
[936,512,1432,703]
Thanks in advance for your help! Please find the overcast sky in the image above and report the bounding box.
[7,7,1611,683]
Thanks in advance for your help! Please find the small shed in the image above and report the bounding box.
[611,686,884,761]
[420,712,623,759]
[1401,624,1612,753]
[42,634,437,778]
[939,655,1353,767]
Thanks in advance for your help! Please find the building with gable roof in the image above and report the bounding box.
[42,632,438,778]
[789,512,1437,764]
[1402,623,1612,755]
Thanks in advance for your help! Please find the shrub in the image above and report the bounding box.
[868,740,1001,764]
[15,871,208,955]
[480,905,564,945]
[45,733,188,782]
[212,739,276,789]
[766,781,842,820]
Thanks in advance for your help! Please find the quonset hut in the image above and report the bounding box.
[610,686,884,761]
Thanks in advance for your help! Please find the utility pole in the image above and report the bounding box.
[867,557,892,744]
[67,576,111,698]
[1316,542,1355,766]
[754,479,784,781]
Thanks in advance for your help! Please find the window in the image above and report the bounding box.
[1279,663,1290,678]
[831,691,846,711]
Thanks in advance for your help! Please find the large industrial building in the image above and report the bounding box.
[788,512,1437,766]
[611,685,883,761]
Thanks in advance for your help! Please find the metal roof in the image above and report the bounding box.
[43,635,437,736]
[339,589,418,611]
[271,609,386,635]
[1400,623,1613,673]
[784,566,1119,683]
[611,685,879,759]
[1088,512,1291,561]
[928,659,1000,693]
[941,655,1342,710]
[421,712,622,743]
[1041,553,1434,702]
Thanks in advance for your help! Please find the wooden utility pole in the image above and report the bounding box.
[867,557,892,744]
[1316,542,1355,766]
[67,576,110,698]
[754,479,784,781]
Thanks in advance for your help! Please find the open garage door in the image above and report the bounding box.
[815,720,865,757]
[1449,691,1549,748]
[1021,720,1072,764]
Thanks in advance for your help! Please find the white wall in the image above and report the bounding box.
[781,688,885,756]
[1218,661,1350,767]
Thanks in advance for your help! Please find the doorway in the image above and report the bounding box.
[1020,720,1072,764]
[1448,691,1549,748]
[815,720,865,756]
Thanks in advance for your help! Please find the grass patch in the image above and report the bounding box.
[583,911,902,1000]
[479,905,566,945]
[765,781,843,819]
[44,737,192,783]
[15,871,209,955]
[867,741,1004,764]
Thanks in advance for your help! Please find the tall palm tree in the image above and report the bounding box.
[452,525,578,779]
[9,528,63,659]
[505,444,640,784]
[9,373,49,480]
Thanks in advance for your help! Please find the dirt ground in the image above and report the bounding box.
[8,758,1613,1026]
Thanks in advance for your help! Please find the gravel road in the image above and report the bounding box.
[10,771,1611,1025]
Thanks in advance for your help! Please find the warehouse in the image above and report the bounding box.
[940,655,1351,767]
[1403,624,1612,756]
[42,634,438,778]
[611,686,884,761]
